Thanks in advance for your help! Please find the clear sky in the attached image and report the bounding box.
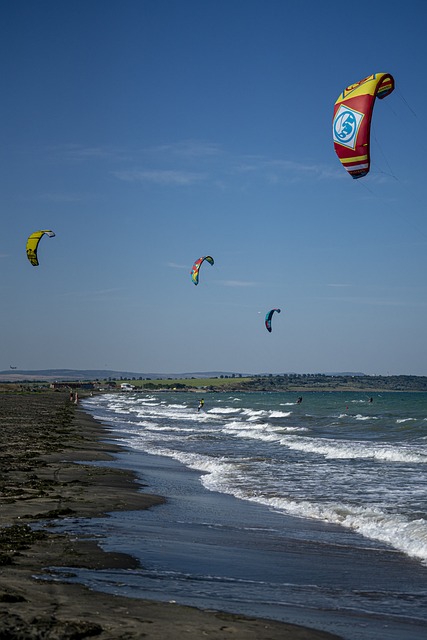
[1,0,427,376]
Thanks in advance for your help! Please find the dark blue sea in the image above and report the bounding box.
[50,391,427,639]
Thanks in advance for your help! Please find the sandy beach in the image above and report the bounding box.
[0,390,341,639]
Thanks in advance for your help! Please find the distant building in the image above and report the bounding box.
[120,383,135,392]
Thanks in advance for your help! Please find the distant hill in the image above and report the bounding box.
[0,369,245,382]
[1,370,427,391]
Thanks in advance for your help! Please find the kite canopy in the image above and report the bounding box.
[191,255,214,285]
[26,230,55,266]
[265,308,281,332]
[332,73,394,179]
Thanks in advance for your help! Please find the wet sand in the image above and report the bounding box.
[0,390,341,639]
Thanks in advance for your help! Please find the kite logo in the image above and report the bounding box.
[333,105,364,149]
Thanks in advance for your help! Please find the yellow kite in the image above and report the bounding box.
[26,230,55,266]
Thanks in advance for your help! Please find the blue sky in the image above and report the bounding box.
[1,0,427,375]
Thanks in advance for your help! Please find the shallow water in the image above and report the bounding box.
[85,390,427,564]
[49,391,427,639]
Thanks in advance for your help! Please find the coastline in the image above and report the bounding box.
[0,391,341,639]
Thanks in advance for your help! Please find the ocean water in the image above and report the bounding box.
[51,391,427,639]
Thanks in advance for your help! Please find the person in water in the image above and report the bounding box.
[198,398,205,412]
[297,396,303,404]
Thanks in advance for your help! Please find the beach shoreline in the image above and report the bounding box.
[0,391,341,639]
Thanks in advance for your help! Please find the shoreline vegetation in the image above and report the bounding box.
[0,390,341,639]
[2,373,427,394]
[127,373,427,393]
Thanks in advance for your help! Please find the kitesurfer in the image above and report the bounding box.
[198,398,205,412]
